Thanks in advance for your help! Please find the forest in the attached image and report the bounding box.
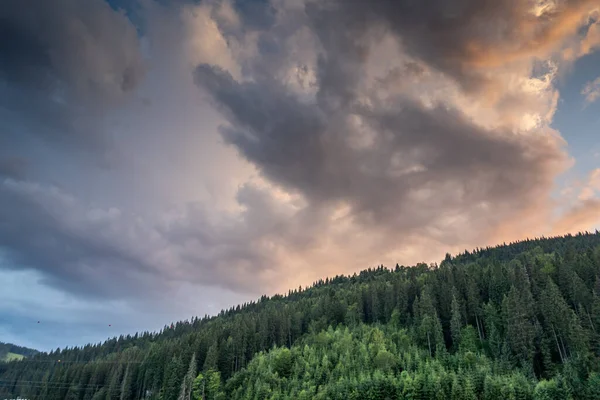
[1,232,600,399]
[0,343,38,363]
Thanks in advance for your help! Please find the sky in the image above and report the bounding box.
[1,0,600,351]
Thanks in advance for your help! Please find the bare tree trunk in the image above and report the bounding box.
[551,325,564,363]
[559,334,569,360]
[587,309,596,333]
[475,315,484,341]
[427,332,432,357]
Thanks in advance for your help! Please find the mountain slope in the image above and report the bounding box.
[1,232,600,399]
[0,343,38,363]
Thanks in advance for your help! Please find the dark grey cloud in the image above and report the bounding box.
[304,0,599,92]
[192,0,589,248]
[195,63,564,243]
[0,0,144,101]
[233,0,277,30]
[0,178,320,300]
[0,0,145,150]
[0,180,161,299]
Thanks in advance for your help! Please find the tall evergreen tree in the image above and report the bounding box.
[503,285,536,367]
[450,289,464,349]
[163,356,184,400]
[179,353,197,400]
[203,343,218,372]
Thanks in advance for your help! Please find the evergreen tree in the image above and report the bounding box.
[179,353,197,400]
[120,365,134,400]
[503,285,536,367]
[163,356,184,400]
[203,343,218,372]
[450,289,464,349]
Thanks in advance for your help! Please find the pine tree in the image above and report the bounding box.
[163,356,184,400]
[120,365,133,400]
[450,289,463,349]
[503,286,536,367]
[179,353,197,400]
[540,278,572,363]
[107,364,124,400]
[203,343,218,372]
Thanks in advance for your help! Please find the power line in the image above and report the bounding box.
[0,380,101,388]
[4,359,161,365]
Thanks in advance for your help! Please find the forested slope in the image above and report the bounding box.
[2,232,600,399]
[0,343,38,363]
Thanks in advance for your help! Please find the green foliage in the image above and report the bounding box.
[0,342,38,362]
[192,370,224,400]
[373,350,396,372]
[202,343,218,372]
[459,325,479,353]
[273,348,294,378]
[450,290,464,349]
[585,372,600,399]
[163,356,184,400]
[534,378,570,400]
[2,352,24,362]
[2,232,600,399]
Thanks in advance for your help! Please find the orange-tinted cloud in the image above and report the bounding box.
[582,77,600,104]
[552,199,600,235]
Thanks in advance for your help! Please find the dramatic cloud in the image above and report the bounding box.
[302,0,600,93]
[0,178,326,299]
[195,64,565,241]
[194,0,599,249]
[0,179,158,299]
[1,0,600,349]
[564,7,600,59]
[0,0,145,152]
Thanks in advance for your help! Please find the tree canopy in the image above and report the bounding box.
[2,231,600,399]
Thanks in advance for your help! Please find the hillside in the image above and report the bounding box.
[1,354,23,363]
[1,232,600,399]
[0,343,38,364]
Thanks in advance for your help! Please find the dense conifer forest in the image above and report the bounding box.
[2,232,600,399]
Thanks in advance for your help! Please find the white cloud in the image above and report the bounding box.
[582,76,600,104]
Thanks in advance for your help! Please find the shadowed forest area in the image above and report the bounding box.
[0,343,38,364]
[2,232,600,399]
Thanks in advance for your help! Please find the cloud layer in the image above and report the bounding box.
[582,76,600,104]
[0,0,145,159]
[1,0,600,349]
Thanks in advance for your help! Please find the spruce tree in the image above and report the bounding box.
[450,290,464,349]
